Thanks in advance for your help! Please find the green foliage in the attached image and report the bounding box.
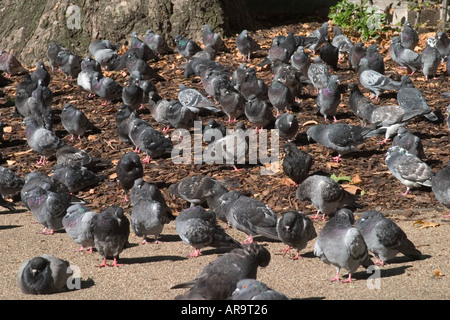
[328,0,388,41]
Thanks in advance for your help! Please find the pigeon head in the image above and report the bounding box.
[28,256,49,276]
[426,36,437,47]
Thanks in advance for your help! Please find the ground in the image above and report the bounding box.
[0,21,449,301]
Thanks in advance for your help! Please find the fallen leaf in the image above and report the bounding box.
[109,173,117,180]
[302,120,319,126]
[341,183,362,195]
[6,160,16,165]
[413,219,440,229]
[351,174,363,185]
[3,126,12,133]
[433,269,444,278]
[330,173,352,183]
[325,162,340,169]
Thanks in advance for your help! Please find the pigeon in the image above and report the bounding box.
[314,208,374,283]
[143,30,173,56]
[46,42,64,72]
[306,122,385,162]
[165,100,197,131]
[260,37,290,66]
[55,49,81,79]
[307,22,329,54]
[30,61,51,87]
[91,205,130,267]
[20,171,71,234]
[316,74,341,122]
[391,38,422,74]
[278,32,297,57]
[171,243,270,300]
[436,31,450,57]
[130,31,159,62]
[200,68,234,102]
[202,24,229,53]
[232,279,290,300]
[89,39,118,56]
[55,144,93,168]
[392,127,426,159]
[130,71,158,105]
[128,178,166,207]
[307,56,330,92]
[62,203,96,252]
[23,117,64,165]
[268,80,297,116]
[389,36,400,62]
[93,48,121,71]
[397,75,437,121]
[275,113,299,141]
[174,34,202,60]
[17,255,72,295]
[420,36,441,80]
[236,29,261,61]
[272,61,304,100]
[210,190,280,243]
[130,198,175,244]
[77,56,102,96]
[121,75,144,111]
[148,98,171,132]
[431,162,450,217]
[231,63,249,91]
[116,151,144,201]
[32,79,53,109]
[319,37,339,71]
[446,105,450,131]
[400,21,419,50]
[60,103,98,141]
[290,46,311,77]
[124,51,165,81]
[366,44,385,75]
[0,50,28,77]
[15,88,52,130]
[332,26,353,58]
[385,146,433,195]
[217,87,246,123]
[0,166,24,211]
[183,57,228,78]
[244,94,275,131]
[238,67,268,101]
[355,210,422,265]
[276,211,317,260]
[349,42,367,70]
[281,142,313,185]
[178,84,221,114]
[175,205,241,257]
[358,57,401,99]
[203,118,226,144]
[90,72,122,105]
[51,163,104,194]
[296,175,362,220]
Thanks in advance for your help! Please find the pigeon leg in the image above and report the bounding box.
[37,227,54,235]
[36,156,47,166]
[233,166,244,172]
[444,212,450,218]
[70,135,75,142]
[110,258,123,267]
[96,258,108,268]
[342,274,353,283]
[188,248,202,258]
[400,188,410,196]
[292,250,302,260]
[242,235,254,244]
[377,138,389,145]
[101,100,108,106]
[142,156,151,163]
[331,155,341,163]
[330,268,341,282]
[162,126,170,134]
[310,211,321,219]
[281,246,291,257]
[140,237,149,245]
[375,258,385,266]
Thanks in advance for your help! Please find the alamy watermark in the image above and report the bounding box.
[66,4,81,30]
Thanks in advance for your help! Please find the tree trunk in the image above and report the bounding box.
[0,0,253,67]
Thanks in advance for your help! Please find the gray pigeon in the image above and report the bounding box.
[129,177,169,207]
[165,100,197,131]
[307,56,330,92]
[314,208,374,283]
[276,211,317,260]
[23,116,64,165]
[200,68,234,101]
[148,98,171,132]
[89,39,118,56]
[316,74,341,122]
[358,57,401,99]
[62,203,96,252]
[184,57,228,78]
[307,22,329,54]
[239,67,268,101]
[260,38,290,66]
[15,88,52,130]
[51,163,104,194]
[349,42,367,70]
[0,166,24,211]
[46,42,64,72]
[306,122,385,162]
[268,80,297,116]
[236,29,261,61]
[446,105,450,131]
[366,44,385,75]
[431,162,450,217]
[202,24,229,53]
[174,34,202,60]
[178,84,221,114]
[91,205,130,267]
[93,48,121,71]
[17,255,72,295]
[290,46,311,77]
[122,76,144,110]
[217,87,246,123]
[231,63,249,91]
[55,49,81,79]
[391,38,422,74]
[281,142,313,185]
[55,144,93,168]
[436,31,450,57]
[130,71,158,105]
[60,103,98,141]
[392,127,426,159]
[355,210,422,265]
[171,243,270,300]
[420,36,441,80]
[116,151,144,201]
[203,118,226,144]
[77,56,102,96]
[130,198,175,244]
[130,31,159,62]
[124,51,165,81]
[296,174,362,220]
[332,26,353,58]
[90,72,122,105]
[244,94,275,131]
[32,79,53,109]
[385,146,433,195]
[400,21,419,50]
[175,205,241,257]
[232,279,289,300]
[211,190,280,243]
[0,50,28,77]
[275,113,299,141]
[144,30,173,56]
[319,37,339,71]
[397,75,437,121]
[30,61,51,87]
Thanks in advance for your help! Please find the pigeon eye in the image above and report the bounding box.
[242,285,247,289]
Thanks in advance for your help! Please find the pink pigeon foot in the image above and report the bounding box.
[330,271,340,282]
[281,246,291,257]
[37,227,54,235]
[142,156,151,163]
[400,188,410,196]
[444,212,450,218]
[342,274,353,283]
[188,248,202,258]
[242,235,254,244]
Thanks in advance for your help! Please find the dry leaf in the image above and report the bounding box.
[302,120,319,126]
[109,173,117,180]
[6,160,16,165]
[433,269,444,278]
[326,162,340,170]
[413,219,440,229]
[88,134,97,141]
[341,184,362,195]
[351,174,363,185]
[3,126,12,133]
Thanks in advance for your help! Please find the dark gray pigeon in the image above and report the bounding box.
[276,211,316,260]
[307,22,329,54]
[202,24,229,53]
[431,162,450,217]
[124,51,165,82]
[238,67,268,101]
[91,205,130,267]
[17,255,72,295]
[358,57,401,99]
[30,61,50,87]
[332,26,353,58]
[319,37,339,71]
[0,166,24,211]
[90,72,122,105]
[171,243,270,300]
[89,39,118,56]
[211,190,280,243]
[306,122,385,162]
[236,29,261,61]
[55,49,81,79]
[46,42,63,72]
[175,205,241,257]
[51,163,104,194]
[275,113,299,141]
[165,100,197,131]
[203,118,226,144]
[15,88,52,130]
[217,87,246,123]
[60,103,98,141]
[174,34,202,61]
[282,142,313,185]
[316,74,341,122]
[260,38,290,66]
[244,94,275,131]
[32,79,53,109]
[307,56,330,92]
[178,84,221,114]
[130,31,159,61]
[314,208,373,283]
[385,146,433,195]
[272,61,303,101]
[183,57,228,78]
[55,144,94,169]
[231,63,249,91]
[122,75,144,111]
[392,127,426,159]
[355,210,422,265]
[130,71,158,105]
[397,75,437,121]
[349,42,366,70]
[268,80,297,116]
[420,36,441,80]
[144,30,173,56]
[93,48,121,71]
[366,44,385,74]
[391,38,422,74]
[296,175,362,220]
[23,116,64,165]
[200,68,234,102]
[129,177,170,207]
[0,50,28,77]
[400,21,419,50]
[232,279,289,300]
[62,203,96,252]
[148,98,171,132]
[116,151,143,201]
[131,198,175,244]
[436,31,450,57]
[290,46,311,77]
